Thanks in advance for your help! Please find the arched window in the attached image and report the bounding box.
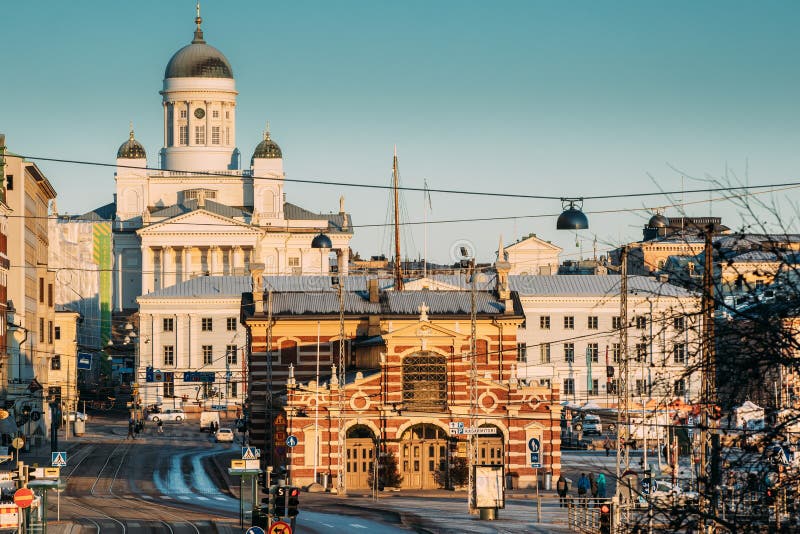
[402,352,447,411]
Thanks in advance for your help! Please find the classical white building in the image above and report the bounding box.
[502,233,562,276]
[513,275,701,408]
[104,9,352,311]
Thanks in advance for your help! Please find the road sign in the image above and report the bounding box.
[77,352,92,370]
[184,371,216,383]
[11,438,24,450]
[530,452,541,468]
[13,488,34,509]
[242,447,261,460]
[231,459,245,469]
[52,451,67,467]
[246,527,266,534]
[528,437,541,453]
[448,422,495,435]
[286,435,298,447]
[268,520,292,534]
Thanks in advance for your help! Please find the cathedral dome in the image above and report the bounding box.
[252,131,282,160]
[164,12,233,79]
[117,129,146,159]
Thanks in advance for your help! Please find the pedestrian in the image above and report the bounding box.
[127,418,135,440]
[556,475,569,507]
[577,473,590,505]
[157,419,164,434]
[603,436,612,457]
[590,473,598,503]
[597,473,607,500]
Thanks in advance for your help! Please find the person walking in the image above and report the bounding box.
[589,473,598,504]
[157,419,164,434]
[603,436,613,457]
[127,418,135,440]
[597,473,607,503]
[556,475,569,507]
[577,473,590,505]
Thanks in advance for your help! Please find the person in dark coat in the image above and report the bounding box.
[577,473,590,504]
[556,475,569,507]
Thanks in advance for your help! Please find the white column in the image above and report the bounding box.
[182,247,191,280]
[142,246,154,295]
[163,246,176,288]
[338,248,349,275]
[232,246,243,275]
[210,245,221,275]
[163,102,168,147]
[187,101,193,146]
[205,101,210,147]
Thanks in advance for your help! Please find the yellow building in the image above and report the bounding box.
[49,310,81,414]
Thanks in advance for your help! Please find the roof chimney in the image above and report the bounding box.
[368,279,380,303]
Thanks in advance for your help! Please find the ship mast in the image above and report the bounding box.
[393,146,403,290]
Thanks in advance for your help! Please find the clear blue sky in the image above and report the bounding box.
[4,1,800,262]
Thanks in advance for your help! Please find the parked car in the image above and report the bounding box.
[146,409,185,423]
[215,428,234,443]
[62,411,89,423]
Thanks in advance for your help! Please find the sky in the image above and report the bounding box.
[3,1,800,263]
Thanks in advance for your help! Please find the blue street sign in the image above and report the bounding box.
[77,353,92,371]
[146,366,154,383]
[528,437,541,453]
[286,435,298,448]
[52,451,67,467]
[246,527,265,534]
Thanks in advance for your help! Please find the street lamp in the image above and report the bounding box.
[556,198,589,230]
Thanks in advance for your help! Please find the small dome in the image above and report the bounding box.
[648,213,670,228]
[556,207,589,230]
[117,129,146,159]
[164,14,233,79]
[252,132,282,161]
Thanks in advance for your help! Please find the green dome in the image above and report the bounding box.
[252,133,282,160]
[117,130,146,159]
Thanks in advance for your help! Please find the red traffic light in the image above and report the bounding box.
[600,504,610,514]
[289,487,300,497]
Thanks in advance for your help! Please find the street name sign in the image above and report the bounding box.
[448,422,495,435]
[77,353,92,370]
[52,451,67,467]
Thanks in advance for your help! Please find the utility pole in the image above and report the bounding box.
[467,261,477,513]
[699,224,719,532]
[266,290,273,470]
[615,246,632,522]
[336,277,346,495]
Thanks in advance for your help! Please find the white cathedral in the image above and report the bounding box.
[105,10,352,310]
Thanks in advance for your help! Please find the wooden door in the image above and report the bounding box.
[346,438,374,490]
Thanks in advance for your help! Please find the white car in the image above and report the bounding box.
[215,428,234,443]
[146,409,185,423]
[63,411,89,423]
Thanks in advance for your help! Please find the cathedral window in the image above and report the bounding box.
[195,126,205,144]
[179,126,188,146]
[225,127,230,145]
[225,111,230,119]
[402,352,447,411]
[212,110,219,119]
[212,126,220,145]
[180,109,187,119]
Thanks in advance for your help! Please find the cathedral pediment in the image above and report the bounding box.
[137,208,260,237]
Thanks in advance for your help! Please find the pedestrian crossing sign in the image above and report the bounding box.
[241,447,261,460]
[51,452,67,467]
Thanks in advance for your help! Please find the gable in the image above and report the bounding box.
[506,235,562,253]
[403,277,463,291]
[137,209,260,237]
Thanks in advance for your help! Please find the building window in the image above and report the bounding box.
[6,175,12,190]
[48,284,54,307]
[201,383,214,398]
[48,321,53,344]
[636,343,648,362]
[39,278,45,303]
[51,354,61,371]
[227,317,237,331]
[612,343,621,363]
[563,378,575,396]
[635,379,648,396]
[212,126,220,145]
[40,318,45,343]
[203,345,213,365]
[587,343,599,363]
[539,378,551,388]
[540,343,551,363]
[180,109,187,119]
[164,378,175,398]
[54,326,61,340]
[564,316,574,329]
[195,125,205,144]
[179,125,188,145]
[288,257,300,267]
[540,316,550,330]
[612,316,622,330]
[229,381,238,397]
[163,346,175,366]
[225,127,230,145]
[636,316,647,329]
[516,343,527,362]
[226,345,237,365]
[674,317,685,330]
[564,343,574,363]
[402,352,447,411]
[588,316,598,330]
[608,379,619,394]
[201,317,213,331]
[212,110,219,118]
[674,379,686,397]
[163,318,174,332]
[590,378,599,395]
[673,343,687,364]
[225,111,230,119]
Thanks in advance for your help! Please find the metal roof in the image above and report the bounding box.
[509,275,696,298]
[384,291,505,314]
[264,275,394,292]
[142,276,251,298]
[271,292,381,315]
[150,199,250,220]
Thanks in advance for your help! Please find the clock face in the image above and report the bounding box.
[194,108,205,119]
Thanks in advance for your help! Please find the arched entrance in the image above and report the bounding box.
[476,425,504,466]
[346,425,376,490]
[399,423,448,489]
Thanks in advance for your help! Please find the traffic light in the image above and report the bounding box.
[599,502,612,534]
[287,486,300,517]
[606,365,615,378]
[766,488,775,505]
[275,486,287,517]
[266,485,278,516]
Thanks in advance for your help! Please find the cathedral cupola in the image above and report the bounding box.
[117,126,147,159]
[251,128,282,163]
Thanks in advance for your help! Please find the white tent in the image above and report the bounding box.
[733,401,764,429]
